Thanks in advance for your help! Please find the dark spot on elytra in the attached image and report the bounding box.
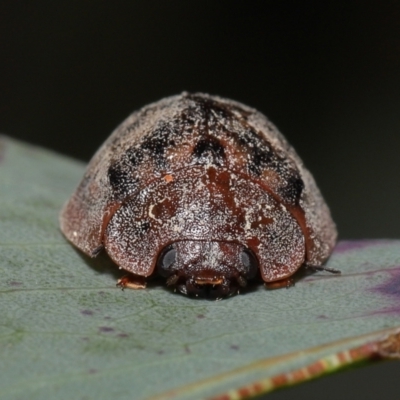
[131,221,150,238]
[139,122,177,169]
[109,120,181,198]
[229,125,304,204]
[126,146,144,168]
[225,126,279,177]
[184,94,252,138]
[108,163,124,188]
[99,326,114,333]
[185,96,285,173]
[232,126,260,147]
[192,136,225,166]
[108,162,139,199]
[280,175,304,204]
[180,111,196,126]
[186,93,253,125]
[187,94,233,121]
[81,310,94,316]
[141,134,167,156]
[248,142,273,176]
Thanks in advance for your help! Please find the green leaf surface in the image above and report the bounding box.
[1,136,399,400]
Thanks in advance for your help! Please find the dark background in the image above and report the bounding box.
[1,1,399,398]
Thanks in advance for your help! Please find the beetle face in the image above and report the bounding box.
[157,241,258,298]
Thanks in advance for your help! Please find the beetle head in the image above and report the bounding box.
[157,240,258,298]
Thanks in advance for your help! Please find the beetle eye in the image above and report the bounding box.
[157,245,177,276]
[240,248,258,279]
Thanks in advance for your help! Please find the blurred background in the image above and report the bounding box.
[1,1,399,398]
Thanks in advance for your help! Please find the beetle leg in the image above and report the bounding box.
[264,278,294,290]
[237,275,247,287]
[166,274,179,286]
[116,275,147,290]
[178,284,188,295]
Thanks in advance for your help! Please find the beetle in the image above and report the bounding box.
[60,92,338,298]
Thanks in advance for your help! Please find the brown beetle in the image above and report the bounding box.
[60,93,337,298]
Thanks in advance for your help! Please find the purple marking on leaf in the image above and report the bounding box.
[104,316,112,320]
[99,326,114,333]
[157,350,165,355]
[197,314,205,319]
[362,305,400,317]
[371,267,400,300]
[184,345,191,354]
[334,240,393,254]
[81,310,94,316]
[230,345,240,350]
[117,333,129,338]
[317,314,328,319]
[364,267,400,316]
[88,369,98,374]
[8,281,23,286]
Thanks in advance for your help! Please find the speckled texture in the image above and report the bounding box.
[60,92,337,285]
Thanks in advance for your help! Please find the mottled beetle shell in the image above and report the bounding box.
[60,93,336,290]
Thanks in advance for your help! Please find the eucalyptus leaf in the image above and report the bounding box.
[1,136,399,400]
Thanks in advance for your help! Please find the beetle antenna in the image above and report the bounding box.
[307,265,341,274]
